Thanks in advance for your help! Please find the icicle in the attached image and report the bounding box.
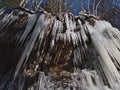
[78,19,88,48]
[70,69,112,90]
[86,20,120,89]
[36,72,54,90]
[38,16,52,50]
[19,14,38,44]
[0,12,13,29]
[12,14,47,83]
[65,13,70,31]
[73,48,81,66]
[0,9,5,15]
[52,19,62,41]
[0,10,22,30]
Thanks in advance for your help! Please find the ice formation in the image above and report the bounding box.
[0,7,120,90]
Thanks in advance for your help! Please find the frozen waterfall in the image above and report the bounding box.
[0,7,120,90]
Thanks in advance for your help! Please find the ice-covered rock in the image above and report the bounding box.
[0,7,120,90]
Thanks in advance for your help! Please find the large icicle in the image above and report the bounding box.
[19,14,38,44]
[86,20,120,89]
[12,14,47,83]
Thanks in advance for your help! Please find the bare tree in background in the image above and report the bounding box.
[79,0,120,29]
[41,0,71,15]
[19,0,27,7]
[0,0,20,8]
[18,0,71,14]
[0,0,119,29]
[99,0,120,29]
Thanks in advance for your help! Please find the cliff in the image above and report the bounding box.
[0,6,120,90]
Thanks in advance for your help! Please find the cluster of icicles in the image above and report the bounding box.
[0,6,120,90]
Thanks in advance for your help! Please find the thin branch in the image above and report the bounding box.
[95,0,102,16]
[80,0,85,11]
[59,0,62,13]
[93,0,95,15]
[20,0,26,7]
[36,0,42,8]
[88,0,90,14]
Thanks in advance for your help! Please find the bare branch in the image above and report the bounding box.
[87,0,90,14]
[93,0,95,15]
[80,0,85,11]
[20,0,26,7]
[36,0,43,9]
[95,0,102,15]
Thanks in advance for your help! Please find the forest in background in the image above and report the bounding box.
[0,0,120,29]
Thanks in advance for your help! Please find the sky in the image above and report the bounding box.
[0,0,120,15]
[68,0,81,15]
[26,0,81,15]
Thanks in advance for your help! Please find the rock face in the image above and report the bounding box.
[0,6,120,90]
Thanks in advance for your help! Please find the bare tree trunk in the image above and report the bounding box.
[19,0,27,7]
[34,0,37,11]
[59,0,62,13]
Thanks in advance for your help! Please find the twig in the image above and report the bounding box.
[36,0,43,9]
[88,0,90,14]
[93,0,95,15]
[80,0,85,11]
[95,0,102,16]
